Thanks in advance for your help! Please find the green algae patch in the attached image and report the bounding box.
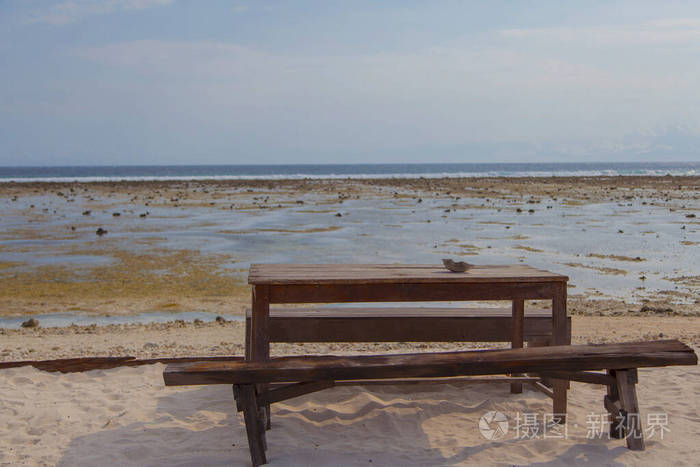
[562,262,628,276]
[586,253,645,262]
[514,245,544,253]
[0,248,249,303]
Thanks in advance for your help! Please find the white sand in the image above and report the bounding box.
[1,360,699,466]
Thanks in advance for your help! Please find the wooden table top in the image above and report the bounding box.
[248,264,568,285]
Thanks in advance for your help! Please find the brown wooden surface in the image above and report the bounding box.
[531,381,555,399]
[163,340,697,386]
[0,355,246,373]
[246,262,570,425]
[257,380,335,407]
[236,384,267,466]
[246,307,571,343]
[551,281,569,422]
[330,376,540,386]
[616,369,645,450]
[607,369,625,439]
[511,299,525,393]
[249,264,568,285]
[259,307,555,318]
[250,285,270,362]
[268,281,559,303]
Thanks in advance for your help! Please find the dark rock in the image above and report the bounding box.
[21,318,39,328]
[640,305,672,314]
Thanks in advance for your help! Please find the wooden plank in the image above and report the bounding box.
[250,284,271,431]
[531,381,555,399]
[607,369,625,439]
[163,340,698,386]
[551,281,569,423]
[511,299,525,394]
[0,356,135,372]
[249,263,568,285]
[0,355,246,373]
[237,384,267,466]
[261,307,555,318]
[250,285,270,362]
[616,369,645,450]
[268,281,559,303]
[252,310,570,343]
[332,376,538,386]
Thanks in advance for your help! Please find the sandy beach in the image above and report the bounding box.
[1,176,699,465]
[1,320,699,466]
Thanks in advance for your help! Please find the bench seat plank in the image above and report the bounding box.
[164,339,696,386]
[246,307,570,343]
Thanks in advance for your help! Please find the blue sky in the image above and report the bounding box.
[1,0,699,165]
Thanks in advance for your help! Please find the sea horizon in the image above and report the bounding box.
[0,161,698,183]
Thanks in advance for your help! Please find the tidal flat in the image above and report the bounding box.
[0,176,698,327]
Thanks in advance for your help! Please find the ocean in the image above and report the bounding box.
[0,161,698,183]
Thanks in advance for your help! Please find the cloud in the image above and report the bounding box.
[499,19,700,47]
[25,0,175,25]
[69,34,698,157]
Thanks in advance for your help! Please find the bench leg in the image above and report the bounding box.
[551,285,569,423]
[510,298,524,394]
[245,317,272,431]
[615,369,645,450]
[552,380,568,424]
[236,384,268,466]
[605,370,626,439]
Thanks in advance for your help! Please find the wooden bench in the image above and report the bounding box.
[164,339,697,466]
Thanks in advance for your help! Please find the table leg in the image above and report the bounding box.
[511,298,524,394]
[250,285,271,430]
[551,282,568,423]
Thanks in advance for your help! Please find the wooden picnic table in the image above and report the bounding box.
[247,263,570,417]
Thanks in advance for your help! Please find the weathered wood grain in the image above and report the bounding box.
[0,355,245,373]
[616,369,645,450]
[236,384,267,466]
[249,264,568,285]
[267,281,559,303]
[511,299,525,394]
[247,307,570,343]
[163,340,697,386]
